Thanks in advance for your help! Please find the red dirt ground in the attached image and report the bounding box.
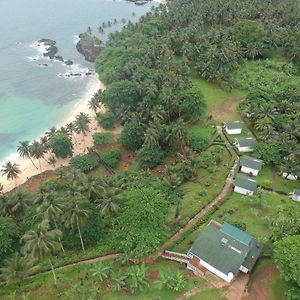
[149,270,159,281]
[243,263,279,300]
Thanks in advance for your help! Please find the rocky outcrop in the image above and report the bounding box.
[76,33,102,62]
[38,38,56,46]
[64,60,73,66]
[54,55,64,62]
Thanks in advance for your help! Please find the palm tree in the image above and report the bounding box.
[17,141,38,170]
[143,126,160,148]
[75,113,91,150]
[21,220,62,285]
[165,119,187,150]
[1,161,21,187]
[95,187,122,218]
[66,122,77,143]
[0,194,11,216]
[88,94,101,115]
[36,192,65,252]
[91,263,111,282]
[30,141,45,173]
[62,196,90,253]
[9,189,32,220]
[45,127,56,141]
[0,253,37,284]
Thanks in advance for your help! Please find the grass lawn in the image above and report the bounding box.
[258,165,300,194]
[188,122,215,140]
[0,260,205,300]
[187,287,226,300]
[192,78,245,122]
[172,189,299,254]
[179,145,232,220]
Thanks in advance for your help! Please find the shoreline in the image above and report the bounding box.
[1,75,121,194]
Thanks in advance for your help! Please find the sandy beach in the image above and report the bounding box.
[1,75,122,194]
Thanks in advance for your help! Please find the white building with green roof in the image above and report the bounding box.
[223,121,243,135]
[289,189,300,202]
[234,137,256,152]
[282,171,300,181]
[240,156,263,176]
[234,173,257,195]
[187,220,263,282]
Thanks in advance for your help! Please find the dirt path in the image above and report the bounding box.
[147,152,239,261]
[242,264,279,300]
[27,253,120,279]
[225,274,249,300]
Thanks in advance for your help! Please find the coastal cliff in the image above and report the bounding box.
[76,33,103,63]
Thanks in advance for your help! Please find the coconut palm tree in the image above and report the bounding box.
[9,189,32,220]
[66,122,77,143]
[1,162,21,187]
[62,196,90,253]
[36,192,65,252]
[0,193,11,216]
[21,220,62,285]
[45,127,56,141]
[29,141,45,173]
[88,95,101,115]
[75,113,91,150]
[17,141,38,170]
[91,263,111,282]
[143,126,160,148]
[0,253,37,284]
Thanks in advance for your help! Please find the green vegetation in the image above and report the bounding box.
[187,288,226,300]
[1,0,300,299]
[92,132,113,145]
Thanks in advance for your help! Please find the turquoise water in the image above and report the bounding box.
[0,0,157,162]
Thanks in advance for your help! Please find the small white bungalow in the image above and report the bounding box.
[223,121,243,135]
[234,173,257,196]
[289,189,300,202]
[282,172,299,181]
[234,137,256,153]
[240,156,263,177]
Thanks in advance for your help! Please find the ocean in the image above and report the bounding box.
[0,0,157,163]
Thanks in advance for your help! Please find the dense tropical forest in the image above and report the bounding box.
[0,0,300,299]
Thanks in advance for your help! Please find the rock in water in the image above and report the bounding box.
[54,55,64,62]
[76,33,102,62]
[64,60,73,66]
[38,38,56,46]
[43,45,58,59]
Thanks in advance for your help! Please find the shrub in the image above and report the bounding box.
[70,154,99,172]
[138,145,165,169]
[188,134,209,152]
[101,149,121,168]
[49,132,73,158]
[96,111,117,129]
[92,132,113,145]
[120,120,145,150]
[164,164,192,182]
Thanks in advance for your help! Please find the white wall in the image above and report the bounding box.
[241,166,259,176]
[226,127,242,135]
[200,259,234,282]
[238,146,253,152]
[282,172,298,181]
[292,194,300,202]
[234,186,254,196]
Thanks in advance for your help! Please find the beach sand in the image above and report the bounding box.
[1,75,122,193]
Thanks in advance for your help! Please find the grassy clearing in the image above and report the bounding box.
[187,287,226,300]
[0,260,205,300]
[179,145,232,220]
[258,166,300,194]
[192,78,245,122]
[187,122,215,140]
[267,273,287,300]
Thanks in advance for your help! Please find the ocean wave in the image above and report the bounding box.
[73,35,80,45]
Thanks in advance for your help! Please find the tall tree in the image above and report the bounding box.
[62,196,90,253]
[30,141,46,173]
[75,113,91,150]
[17,141,38,170]
[0,253,36,284]
[1,162,21,187]
[21,220,62,285]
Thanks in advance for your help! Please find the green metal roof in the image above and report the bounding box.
[188,220,262,276]
[220,222,252,246]
[235,137,256,148]
[225,121,243,130]
[240,156,263,171]
[294,189,300,196]
[234,173,257,192]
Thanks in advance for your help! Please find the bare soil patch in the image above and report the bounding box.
[243,263,279,300]
[211,96,244,121]
[149,270,159,281]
